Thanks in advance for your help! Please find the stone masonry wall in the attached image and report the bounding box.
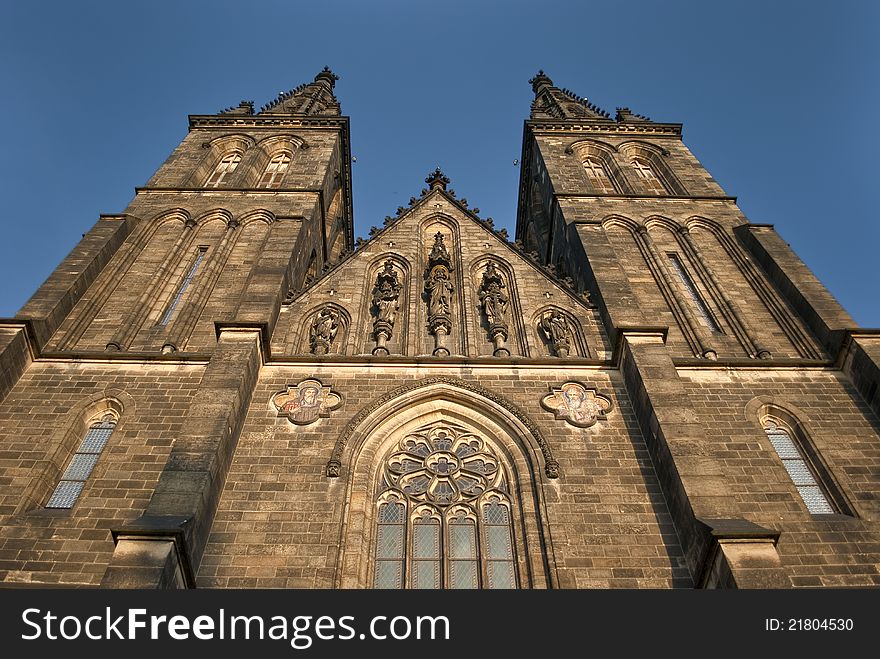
[197,365,691,589]
[0,361,205,586]
[679,367,880,586]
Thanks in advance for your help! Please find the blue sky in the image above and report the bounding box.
[1,0,877,326]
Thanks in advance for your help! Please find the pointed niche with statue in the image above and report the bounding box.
[424,231,455,356]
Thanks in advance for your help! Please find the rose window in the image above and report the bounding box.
[375,420,517,589]
[385,424,502,506]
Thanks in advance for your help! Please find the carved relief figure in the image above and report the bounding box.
[273,379,342,425]
[310,306,340,354]
[373,261,402,324]
[424,232,454,356]
[428,230,450,264]
[478,262,511,356]
[425,267,454,317]
[539,309,572,357]
[371,260,402,355]
[478,262,509,325]
[540,382,612,429]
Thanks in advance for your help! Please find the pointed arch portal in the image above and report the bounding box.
[331,377,557,589]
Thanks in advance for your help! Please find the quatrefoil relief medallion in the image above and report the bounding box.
[272,379,342,426]
[540,381,612,429]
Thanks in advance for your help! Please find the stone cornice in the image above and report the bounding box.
[264,354,612,368]
[527,119,682,137]
[133,186,324,195]
[559,193,738,203]
[674,357,835,369]
[188,115,349,130]
[32,351,211,365]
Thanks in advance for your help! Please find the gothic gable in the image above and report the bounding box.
[270,171,610,359]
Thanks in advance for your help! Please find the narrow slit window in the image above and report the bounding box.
[631,158,668,195]
[46,414,116,509]
[583,157,616,193]
[205,153,241,187]
[483,500,516,589]
[411,512,441,589]
[159,247,208,326]
[764,421,836,515]
[667,253,722,333]
[374,499,406,588]
[257,153,291,188]
[448,513,478,589]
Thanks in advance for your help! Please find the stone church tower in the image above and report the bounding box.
[0,69,878,589]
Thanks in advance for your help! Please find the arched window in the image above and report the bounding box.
[373,421,518,589]
[159,246,208,326]
[257,152,291,189]
[205,153,242,187]
[631,158,668,194]
[582,157,617,193]
[46,413,117,509]
[667,252,722,333]
[763,419,836,515]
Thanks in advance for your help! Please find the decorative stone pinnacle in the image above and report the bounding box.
[315,66,339,88]
[428,231,451,269]
[425,167,450,191]
[529,70,553,94]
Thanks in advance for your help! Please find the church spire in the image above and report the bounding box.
[528,70,612,121]
[258,67,342,116]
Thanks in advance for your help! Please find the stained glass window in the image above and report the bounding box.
[373,421,518,589]
[764,421,835,515]
[159,247,208,326]
[46,414,116,509]
[411,512,441,589]
[374,499,406,588]
[667,253,722,333]
[483,500,516,589]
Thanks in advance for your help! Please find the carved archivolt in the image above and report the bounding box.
[326,376,559,479]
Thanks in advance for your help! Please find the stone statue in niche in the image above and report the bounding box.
[372,260,402,355]
[424,232,454,356]
[539,309,572,357]
[425,267,453,317]
[478,262,510,356]
[479,262,509,324]
[310,305,340,355]
[273,379,342,425]
[428,229,451,263]
[540,382,612,429]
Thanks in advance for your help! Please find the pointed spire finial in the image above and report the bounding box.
[315,66,339,89]
[425,167,450,191]
[428,231,451,268]
[529,70,554,94]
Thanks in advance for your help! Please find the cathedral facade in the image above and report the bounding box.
[0,69,878,589]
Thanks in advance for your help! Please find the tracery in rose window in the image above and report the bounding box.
[374,421,517,589]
